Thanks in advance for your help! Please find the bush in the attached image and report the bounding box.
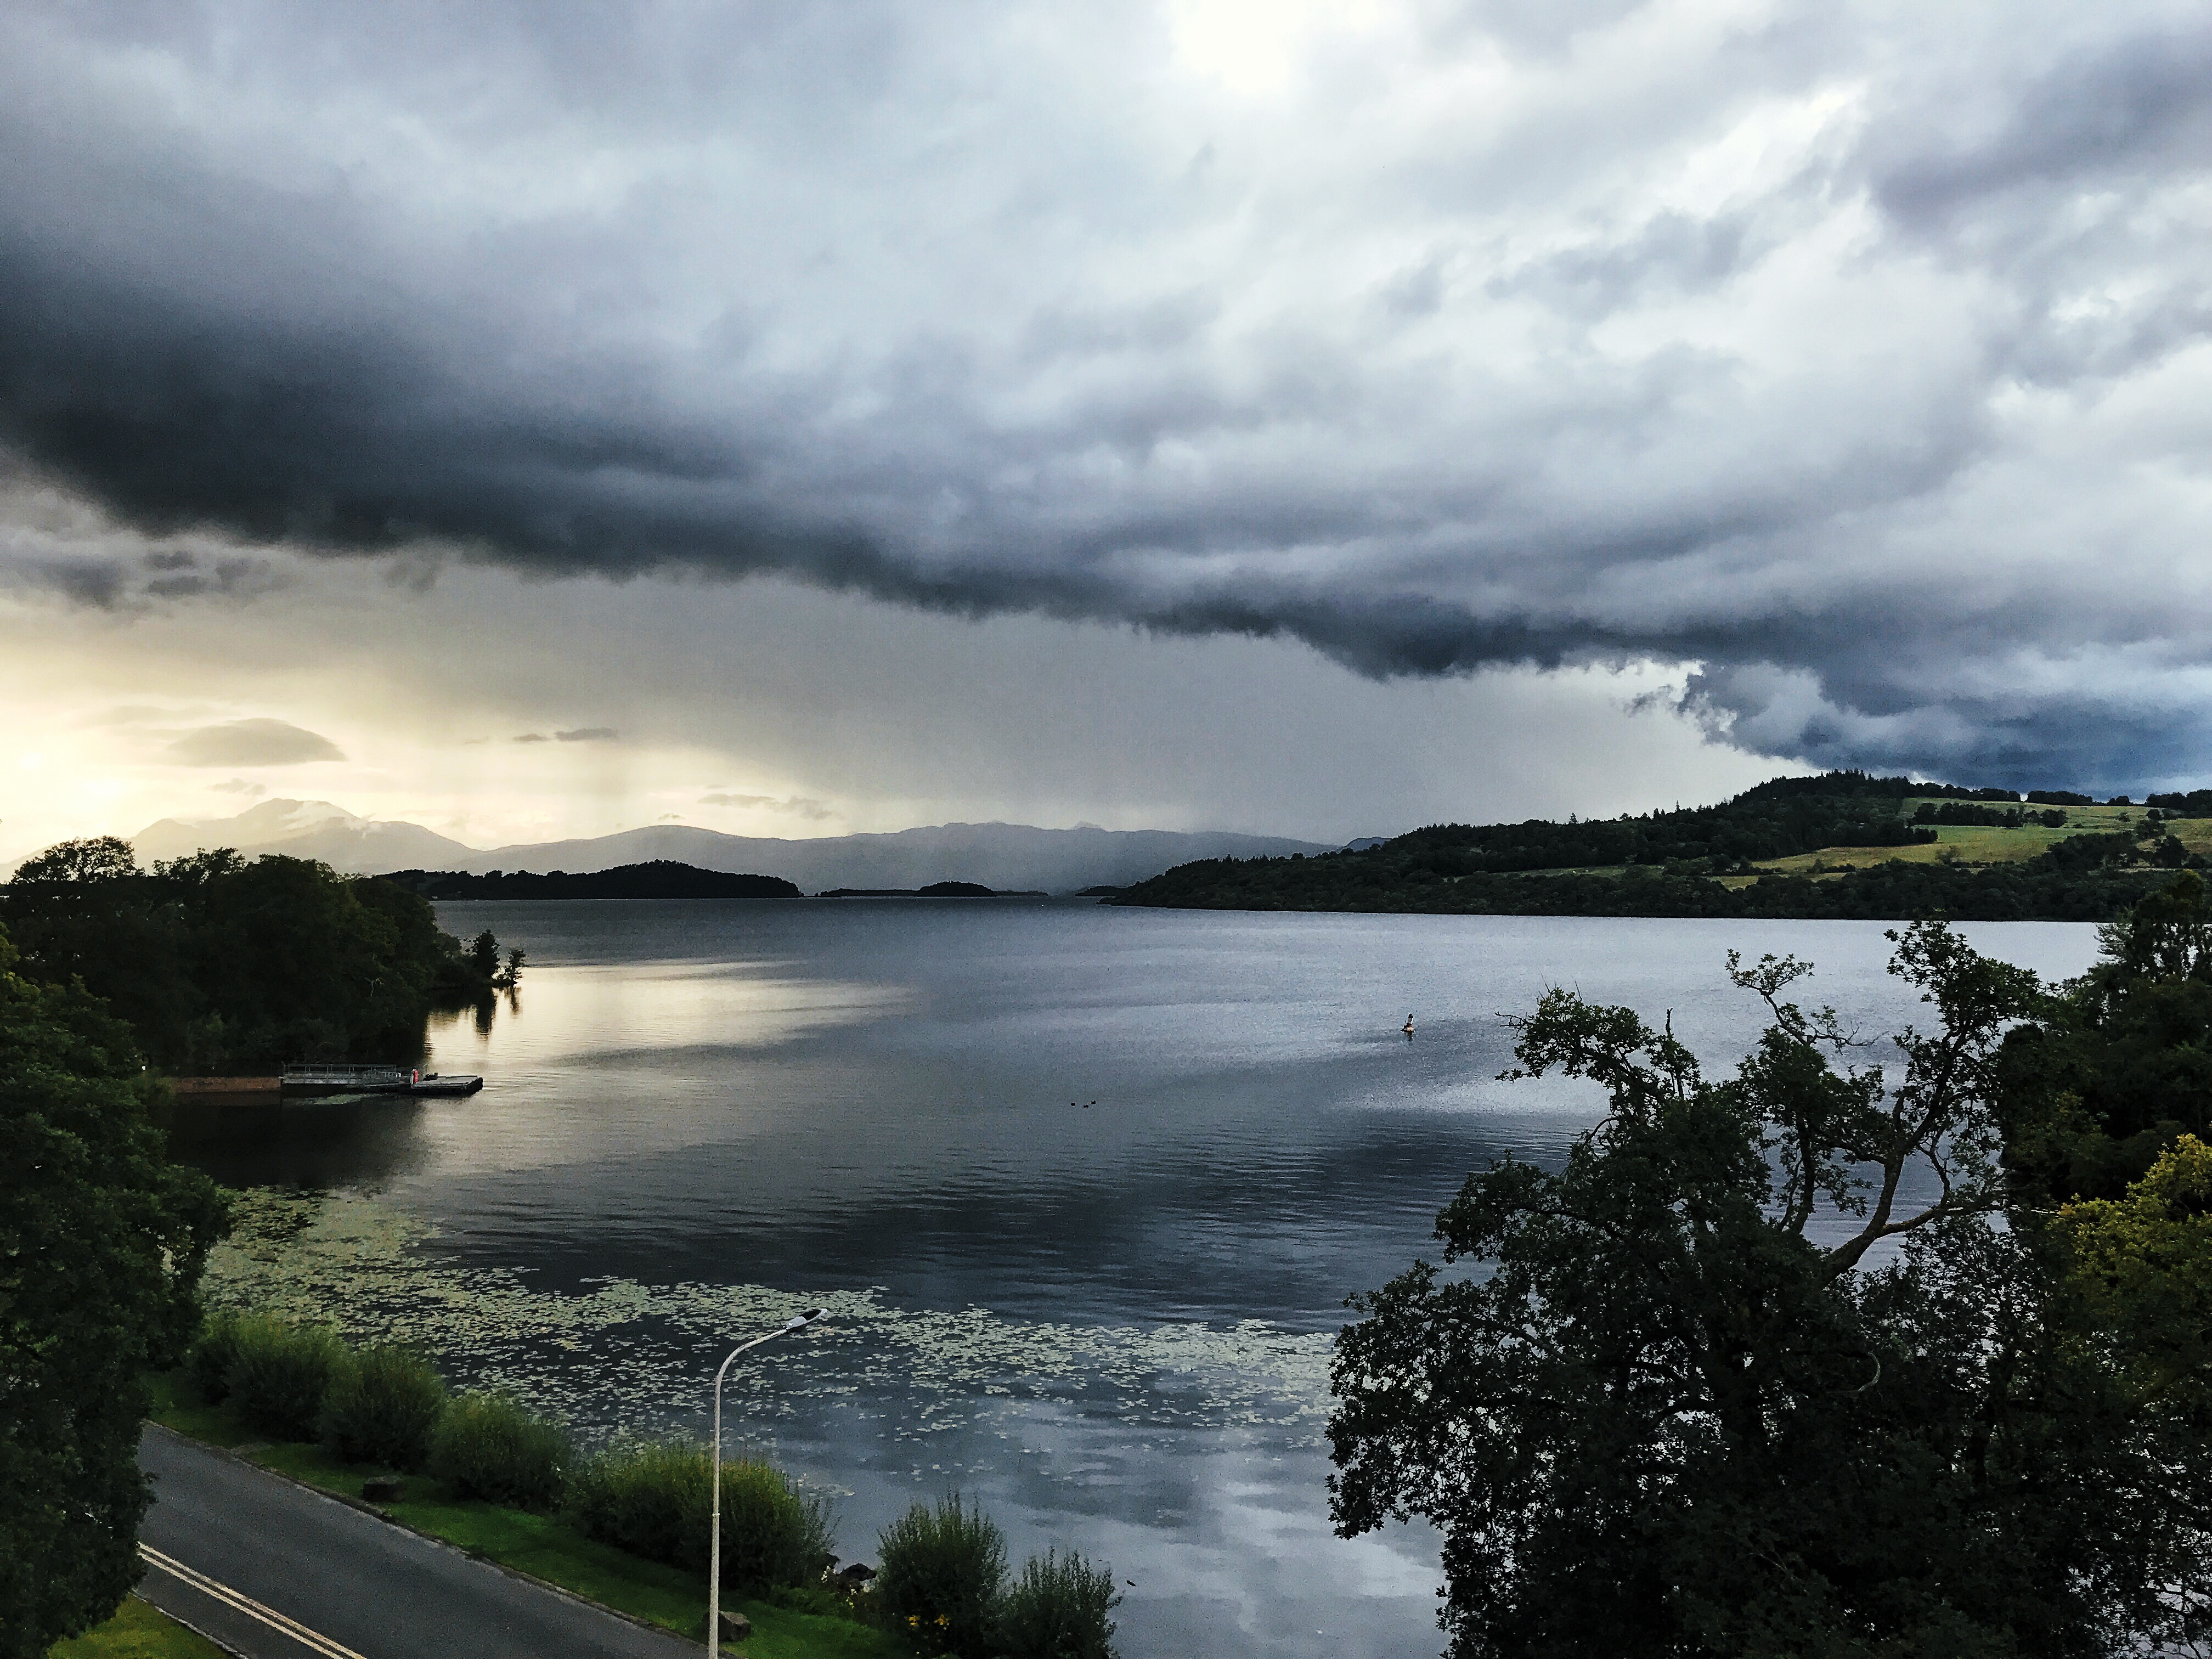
[719,1458,837,1592]
[428,1392,569,1509]
[187,1311,244,1403]
[564,1438,703,1567]
[225,1318,344,1440]
[318,1345,447,1470]
[876,1494,1007,1658]
[995,1550,1120,1659]
[564,1438,834,1592]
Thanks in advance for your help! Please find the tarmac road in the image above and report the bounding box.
[136,1425,699,1659]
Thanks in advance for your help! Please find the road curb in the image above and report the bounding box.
[130,1592,250,1659]
[140,1423,703,1652]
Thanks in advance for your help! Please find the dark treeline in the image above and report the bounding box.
[1119,847,2170,921]
[382,861,802,901]
[1915,800,2035,826]
[1385,774,1943,875]
[1355,770,2165,880]
[0,837,499,1073]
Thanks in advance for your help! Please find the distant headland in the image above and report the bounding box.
[379,865,1049,901]
[382,862,802,900]
[1113,772,2211,922]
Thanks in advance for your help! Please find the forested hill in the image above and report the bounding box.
[1114,771,2204,920]
[1375,771,1984,873]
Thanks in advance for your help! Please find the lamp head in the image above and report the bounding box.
[787,1307,830,1331]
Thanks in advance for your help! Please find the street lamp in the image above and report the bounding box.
[708,1308,830,1653]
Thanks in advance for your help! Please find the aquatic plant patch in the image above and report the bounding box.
[200,1189,1334,1460]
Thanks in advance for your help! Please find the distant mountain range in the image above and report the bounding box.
[125,799,1332,894]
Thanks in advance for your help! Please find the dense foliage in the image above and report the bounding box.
[1999,871,2212,1201]
[0,922,227,1657]
[562,1437,835,1593]
[317,1345,448,1469]
[876,1494,1010,1658]
[1329,916,2212,1657]
[993,1549,1120,1659]
[427,1391,571,1510]
[382,861,803,900]
[1,838,498,1071]
[223,1317,346,1441]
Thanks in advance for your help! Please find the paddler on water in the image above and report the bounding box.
[1403,1014,1415,1040]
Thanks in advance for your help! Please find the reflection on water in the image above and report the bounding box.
[176,900,2103,1658]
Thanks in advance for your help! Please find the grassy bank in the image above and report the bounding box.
[49,1599,228,1659]
[145,1376,905,1659]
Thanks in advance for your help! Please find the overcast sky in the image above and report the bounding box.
[5,0,2210,862]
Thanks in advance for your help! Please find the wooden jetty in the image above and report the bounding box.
[280,1064,483,1097]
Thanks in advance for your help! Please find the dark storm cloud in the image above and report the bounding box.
[4,3,2212,788]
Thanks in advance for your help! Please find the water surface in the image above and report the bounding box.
[174,900,2101,1658]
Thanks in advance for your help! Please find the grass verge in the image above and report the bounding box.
[145,1377,905,1659]
[49,1598,228,1659]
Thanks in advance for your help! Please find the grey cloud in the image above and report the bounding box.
[515,726,616,743]
[1870,30,2212,230]
[1378,257,1447,319]
[165,719,345,766]
[1489,211,1760,318]
[4,4,2212,788]
[210,778,266,797]
[700,792,833,820]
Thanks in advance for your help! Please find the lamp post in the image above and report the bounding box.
[708,1308,830,1653]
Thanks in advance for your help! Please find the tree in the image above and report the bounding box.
[9,837,140,884]
[1,842,493,1071]
[0,922,228,1656]
[1329,922,2208,1657]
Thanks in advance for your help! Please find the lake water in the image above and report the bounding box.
[171,901,2104,1658]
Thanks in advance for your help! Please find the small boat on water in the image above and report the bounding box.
[281,1063,484,1097]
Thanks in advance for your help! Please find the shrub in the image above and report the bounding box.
[225,1318,344,1440]
[428,1392,569,1509]
[563,1438,834,1592]
[318,1345,447,1469]
[722,1460,837,1592]
[564,1438,703,1567]
[876,1493,1007,1658]
[187,1311,245,1403]
[995,1550,1120,1659]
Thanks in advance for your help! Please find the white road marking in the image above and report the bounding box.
[139,1544,368,1659]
